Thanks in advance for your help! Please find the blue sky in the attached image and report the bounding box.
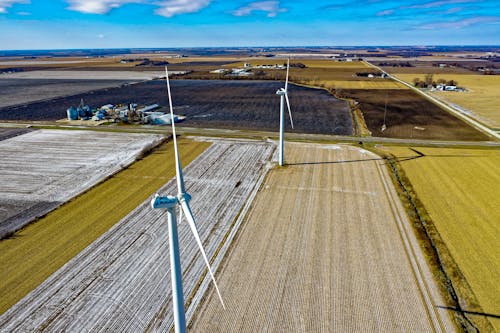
[0,0,498,50]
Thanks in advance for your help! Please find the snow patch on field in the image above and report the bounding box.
[0,139,275,332]
[0,129,163,237]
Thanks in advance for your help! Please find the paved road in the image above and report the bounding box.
[1,122,498,148]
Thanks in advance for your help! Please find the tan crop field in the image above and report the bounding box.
[379,146,500,331]
[314,79,405,89]
[191,143,454,332]
[0,138,210,315]
[230,59,371,68]
[228,59,395,88]
[394,74,500,128]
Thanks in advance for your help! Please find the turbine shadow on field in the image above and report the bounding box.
[395,154,486,164]
[287,157,383,166]
[436,306,500,319]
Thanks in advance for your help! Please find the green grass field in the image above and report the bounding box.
[0,139,210,315]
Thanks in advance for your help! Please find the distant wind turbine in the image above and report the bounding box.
[151,66,225,333]
[276,59,294,166]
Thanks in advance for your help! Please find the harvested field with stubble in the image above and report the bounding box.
[378,146,500,332]
[395,73,500,128]
[0,139,275,332]
[0,127,35,141]
[0,137,210,315]
[0,80,353,136]
[340,89,489,141]
[191,143,455,332]
[0,129,164,238]
[0,78,133,108]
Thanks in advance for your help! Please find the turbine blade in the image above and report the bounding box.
[180,200,226,309]
[285,93,294,129]
[178,204,183,224]
[285,58,290,91]
[165,66,185,195]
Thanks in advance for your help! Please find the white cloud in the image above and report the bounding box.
[0,0,30,14]
[154,0,210,17]
[233,1,286,18]
[376,9,394,16]
[66,0,210,17]
[66,0,143,14]
[407,0,478,10]
[419,16,499,29]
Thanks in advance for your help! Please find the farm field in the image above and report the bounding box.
[0,137,210,315]
[0,80,353,136]
[314,79,403,89]
[378,146,500,331]
[340,89,489,141]
[395,74,500,129]
[0,139,275,332]
[0,70,164,80]
[0,127,34,141]
[0,129,163,238]
[0,78,131,108]
[191,143,454,332]
[225,59,404,89]
[377,59,496,75]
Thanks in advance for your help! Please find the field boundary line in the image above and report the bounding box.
[375,158,449,332]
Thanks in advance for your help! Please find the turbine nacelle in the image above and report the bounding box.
[150,192,192,210]
[151,193,177,210]
[276,88,286,96]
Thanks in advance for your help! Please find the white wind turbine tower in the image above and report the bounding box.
[151,66,225,333]
[276,58,294,166]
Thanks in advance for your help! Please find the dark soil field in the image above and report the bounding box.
[0,78,128,108]
[0,80,353,135]
[342,89,489,141]
[0,128,34,141]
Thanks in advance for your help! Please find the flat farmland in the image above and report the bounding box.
[0,70,164,80]
[395,74,500,128]
[0,78,130,108]
[0,80,353,136]
[191,143,454,332]
[0,129,163,238]
[315,79,404,89]
[0,137,209,315]
[341,89,489,141]
[0,139,275,332]
[0,127,34,141]
[227,59,402,89]
[230,59,371,69]
[379,146,500,331]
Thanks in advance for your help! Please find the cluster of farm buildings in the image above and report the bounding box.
[66,100,182,125]
[210,62,287,77]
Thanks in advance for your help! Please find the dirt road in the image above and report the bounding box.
[191,142,455,332]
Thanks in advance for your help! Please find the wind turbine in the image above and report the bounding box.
[276,59,294,166]
[151,66,225,333]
